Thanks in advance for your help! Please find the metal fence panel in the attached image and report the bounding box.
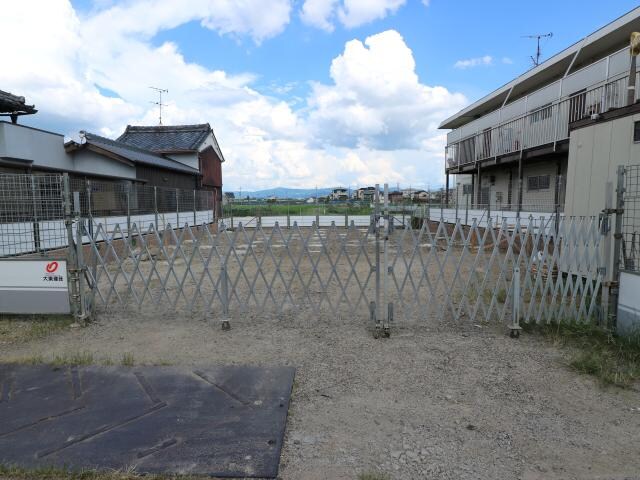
[0,174,218,257]
[79,214,604,328]
[0,174,65,256]
[622,165,640,273]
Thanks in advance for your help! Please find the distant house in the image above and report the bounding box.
[401,188,421,199]
[330,187,348,201]
[389,191,404,204]
[355,186,378,202]
[412,190,429,203]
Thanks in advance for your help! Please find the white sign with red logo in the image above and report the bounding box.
[0,260,70,313]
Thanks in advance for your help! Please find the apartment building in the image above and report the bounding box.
[441,7,640,216]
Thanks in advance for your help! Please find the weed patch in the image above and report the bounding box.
[358,472,391,480]
[522,321,640,388]
[0,315,74,345]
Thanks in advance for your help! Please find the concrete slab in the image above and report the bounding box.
[0,364,295,478]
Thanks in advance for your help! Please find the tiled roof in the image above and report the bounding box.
[117,124,211,153]
[82,132,200,175]
[0,89,37,114]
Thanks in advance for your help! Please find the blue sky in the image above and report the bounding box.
[73,0,640,106]
[3,1,639,190]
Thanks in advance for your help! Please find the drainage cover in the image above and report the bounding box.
[0,364,295,478]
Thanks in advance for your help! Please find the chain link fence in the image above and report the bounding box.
[621,165,640,273]
[0,174,219,257]
[421,176,565,230]
[0,174,66,256]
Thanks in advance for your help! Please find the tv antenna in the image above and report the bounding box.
[523,32,553,67]
[149,86,168,125]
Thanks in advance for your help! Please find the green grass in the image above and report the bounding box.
[0,464,210,480]
[226,203,373,217]
[121,352,135,366]
[5,354,173,367]
[522,321,640,388]
[0,315,74,345]
[51,351,95,366]
[358,472,391,480]
[496,288,507,304]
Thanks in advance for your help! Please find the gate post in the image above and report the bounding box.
[193,189,197,226]
[344,202,348,229]
[220,262,231,330]
[609,165,626,328]
[74,192,89,323]
[63,174,84,324]
[373,184,382,337]
[383,183,391,337]
[455,185,459,221]
[153,186,159,230]
[126,183,131,240]
[86,179,94,239]
[509,266,522,338]
[465,194,469,226]
[176,188,180,229]
[30,175,41,255]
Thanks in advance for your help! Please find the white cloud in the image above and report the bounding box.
[300,0,339,32]
[502,57,514,64]
[0,2,465,190]
[300,0,405,30]
[82,0,292,45]
[308,30,466,151]
[453,55,494,69]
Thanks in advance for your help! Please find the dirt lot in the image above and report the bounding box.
[2,312,640,480]
[1,226,629,479]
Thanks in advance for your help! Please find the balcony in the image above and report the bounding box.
[445,74,635,170]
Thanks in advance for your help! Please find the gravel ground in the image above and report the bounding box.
[2,312,640,480]
[2,227,634,479]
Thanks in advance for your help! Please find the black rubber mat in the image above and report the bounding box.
[0,364,295,478]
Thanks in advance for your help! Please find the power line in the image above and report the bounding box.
[522,32,553,67]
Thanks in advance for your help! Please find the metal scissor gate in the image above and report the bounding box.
[74,200,604,334]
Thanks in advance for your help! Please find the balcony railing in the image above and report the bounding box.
[445,75,633,169]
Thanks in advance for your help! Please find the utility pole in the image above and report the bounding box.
[149,86,168,125]
[523,33,553,67]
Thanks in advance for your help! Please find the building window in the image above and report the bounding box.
[462,184,473,195]
[527,175,551,191]
[634,121,640,143]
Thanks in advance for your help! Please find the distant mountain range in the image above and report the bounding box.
[230,187,335,199]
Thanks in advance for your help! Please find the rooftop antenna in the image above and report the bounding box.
[149,86,168,125]
[523,32,553,67]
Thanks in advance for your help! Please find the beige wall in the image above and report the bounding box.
[471,160,563,209]
[565,113,640,217]
[520,162,561,209]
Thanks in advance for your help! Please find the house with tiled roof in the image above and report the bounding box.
[118,124,224,203]
[1,90,225,216]
[64,131,202,190]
